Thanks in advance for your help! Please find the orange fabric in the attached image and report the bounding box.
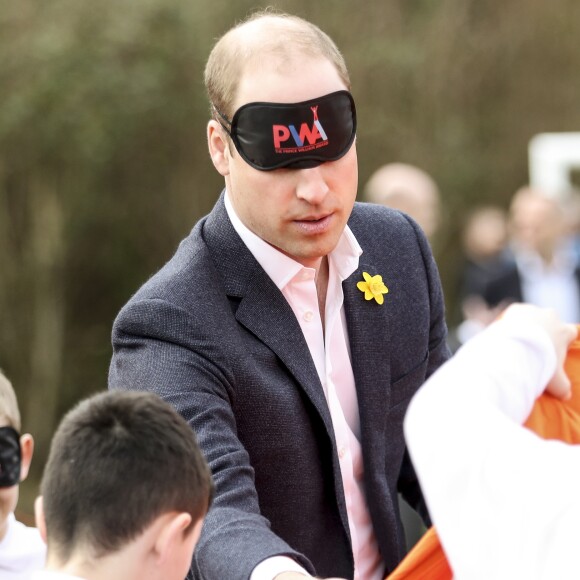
[524,332,580,442]
[387,525,451,580]
[386,329,580,580]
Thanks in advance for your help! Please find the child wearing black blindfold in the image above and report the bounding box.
[0,370,46,578]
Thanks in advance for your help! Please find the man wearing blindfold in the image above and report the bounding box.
[110,11,450,580]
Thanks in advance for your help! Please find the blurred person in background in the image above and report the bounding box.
[561,187,580,263]
[460,206,512,301]
[484,187,580,323]
[363,163,441,242]
[450,206,513,349]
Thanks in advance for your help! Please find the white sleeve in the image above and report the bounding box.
[404,312,580,580]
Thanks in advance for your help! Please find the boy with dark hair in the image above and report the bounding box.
[0,369,46,579]
[33,390,213,580]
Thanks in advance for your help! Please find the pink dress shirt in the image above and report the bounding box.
[225,193,383,580]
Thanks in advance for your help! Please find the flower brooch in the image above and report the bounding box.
[357,272,389,304]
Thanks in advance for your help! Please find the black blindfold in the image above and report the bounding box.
[0,426,21,488]
[216,90,356,171]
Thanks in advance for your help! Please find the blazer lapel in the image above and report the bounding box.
[235,281,335,436]
[343,259,392,449]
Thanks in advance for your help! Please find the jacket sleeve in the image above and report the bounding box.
[108,297,316,580]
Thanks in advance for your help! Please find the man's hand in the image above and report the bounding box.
[503,303,578,399]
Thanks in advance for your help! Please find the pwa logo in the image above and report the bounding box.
[272,106,329,153]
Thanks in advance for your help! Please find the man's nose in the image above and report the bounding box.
[295,165,330,204]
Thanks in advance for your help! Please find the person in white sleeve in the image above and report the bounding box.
[404,303,579,580]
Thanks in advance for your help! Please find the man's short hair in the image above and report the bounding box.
[509,186,565,218]
[0,370,20,431]
[204,10,351,120]
[41,390,213,562]
[364,163,439,207]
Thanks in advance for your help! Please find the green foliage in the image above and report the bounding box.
[2,0,580,513]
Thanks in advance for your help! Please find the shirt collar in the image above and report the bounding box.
[224,190,362,289]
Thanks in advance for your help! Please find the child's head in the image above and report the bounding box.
[0,369,34,539]
[36,390,213,580]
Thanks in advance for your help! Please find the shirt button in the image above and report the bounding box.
[338,446,347,459]
[303,311,313,322]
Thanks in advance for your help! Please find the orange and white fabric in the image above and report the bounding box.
[400,315,580,580]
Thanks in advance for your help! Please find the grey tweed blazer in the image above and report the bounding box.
[108,192,450,579]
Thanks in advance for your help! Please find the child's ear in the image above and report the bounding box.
[19,434,34,481]
[154,512,193,563]
[34,496,48,543]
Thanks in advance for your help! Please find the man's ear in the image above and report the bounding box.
[207,120,231,177]
[19,433,34,482]
[154,512,193,564]
[34,496,48,543]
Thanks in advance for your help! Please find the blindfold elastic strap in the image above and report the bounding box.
[212,105,233,136]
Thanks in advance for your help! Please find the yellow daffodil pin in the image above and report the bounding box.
[357,272,389,305]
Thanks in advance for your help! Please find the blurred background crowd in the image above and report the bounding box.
[2,0,580,519]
